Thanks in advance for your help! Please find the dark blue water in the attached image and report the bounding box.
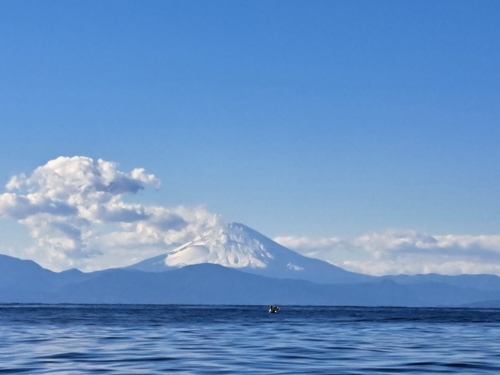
[2,305,500,374]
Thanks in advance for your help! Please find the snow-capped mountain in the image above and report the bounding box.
[128,222,374,284]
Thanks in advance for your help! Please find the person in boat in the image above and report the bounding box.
[269,305,280,313]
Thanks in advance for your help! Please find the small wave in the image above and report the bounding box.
[1,305,500,374]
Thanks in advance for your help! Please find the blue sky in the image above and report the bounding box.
[1,1,500,274]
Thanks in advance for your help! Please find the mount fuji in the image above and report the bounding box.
[127,222,374,284]
[4,223,500,305]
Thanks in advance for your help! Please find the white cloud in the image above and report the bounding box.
[275,230,500,276]
[0,156,222,271]
[4,156,500,276]
[273,235,348,263]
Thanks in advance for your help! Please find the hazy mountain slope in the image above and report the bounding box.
[4,250,500,306]
[0,254,93,303]
[383,273,500,292]
[31,264,500,306]
[461,300,500,308]
[0,254,89,294]
[127,223,374,284]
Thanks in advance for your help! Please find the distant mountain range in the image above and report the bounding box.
[2,222,500,307]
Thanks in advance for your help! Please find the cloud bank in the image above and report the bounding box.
[0,156,222,271]
[275,230,500,276]
[2,156,500,276]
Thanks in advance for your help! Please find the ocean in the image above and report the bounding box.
[1,305,500,374]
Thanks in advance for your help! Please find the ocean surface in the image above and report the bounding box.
[1,305,500,374]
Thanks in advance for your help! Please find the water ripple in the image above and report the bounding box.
[1,305,500,373]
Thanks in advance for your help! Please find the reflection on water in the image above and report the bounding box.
[1,305,500,374]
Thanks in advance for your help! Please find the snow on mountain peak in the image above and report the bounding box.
[127,222,373,284]
[164,223,274,269]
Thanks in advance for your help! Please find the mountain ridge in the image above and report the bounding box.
[127,222,374,284]
[2,257,500,306]
[3,222,500,306]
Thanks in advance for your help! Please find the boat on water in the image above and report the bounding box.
[269,305,280,313]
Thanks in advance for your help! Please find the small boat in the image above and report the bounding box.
[269,305,280,313]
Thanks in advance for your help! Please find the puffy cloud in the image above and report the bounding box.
[273,235,347,262]
[0,193,77,219]
[273,236,342,251]
[275,230,500,276]
[5,156,500,276]
[0,156,222,271]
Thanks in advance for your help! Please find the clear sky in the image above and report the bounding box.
[1,1,500,275]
